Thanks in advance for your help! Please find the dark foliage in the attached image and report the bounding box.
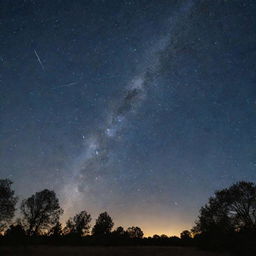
[5,224,26,237]
[112,226,126,237]
[0,179,17,231]
[193,181,256,235]
[192,181,256,255]
[64,210,91,236]
[180,230,193,246]
[20,189,63,235]
[180,230,192,240]
[0,178,256,255]
[48,221,62,237]
[126,226,144,239]
[92,212,114,237]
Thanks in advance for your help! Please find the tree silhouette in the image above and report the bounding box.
[180,230,192,240]
[64,210,91,236]
[127,226,144,239]
[112,226,126,237]
[92,211,114,237]
[5,223,26,238]
[0,179,17,231]
[193,181,256,235]
[20,189,63,235]
[48,221,62,237]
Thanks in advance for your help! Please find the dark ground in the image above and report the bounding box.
[0,246,230,256]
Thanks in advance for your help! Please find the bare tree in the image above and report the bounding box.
[20,189,63,235]
[0,179,17,231]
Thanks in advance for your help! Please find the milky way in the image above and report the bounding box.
[62,1,197,214]
[1,0,256,236]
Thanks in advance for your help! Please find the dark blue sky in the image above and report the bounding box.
[1,0,256,235]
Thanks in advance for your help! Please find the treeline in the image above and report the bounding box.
[0,179,188,246]
[1,179,256,255]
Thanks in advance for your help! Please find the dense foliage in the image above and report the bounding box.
[0,179,17,231]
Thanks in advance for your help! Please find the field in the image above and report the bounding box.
[0,246,230,256]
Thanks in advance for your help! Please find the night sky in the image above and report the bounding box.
[1,0,256,236]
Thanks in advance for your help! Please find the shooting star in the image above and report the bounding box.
[34,49,45,71]
[51,81,79,89]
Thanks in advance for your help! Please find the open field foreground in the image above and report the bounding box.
[0,246,230,256]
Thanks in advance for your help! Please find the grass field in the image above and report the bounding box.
[0,246,230,256]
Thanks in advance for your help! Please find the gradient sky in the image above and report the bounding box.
[1,0,256,236]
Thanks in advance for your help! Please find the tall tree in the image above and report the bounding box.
[92,211,114,237]
[64,210,91,236]
[193,181,256,235]
[20,189,63,235]
[0,179,17,231]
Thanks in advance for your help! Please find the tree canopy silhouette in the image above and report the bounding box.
[20,189,63,235]
[180,230,192,240]
[48,221,62,237]
[64,210,91,236]
[0,179,17,231]
[193,181,256,235]
[127,226,144,239]
[5,224,26,239]
[112,226,126,238]
[92,211,114,237]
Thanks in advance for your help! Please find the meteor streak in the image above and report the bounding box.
[34,49,45,71]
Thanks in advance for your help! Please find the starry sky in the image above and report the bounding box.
[1,0,256,236]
